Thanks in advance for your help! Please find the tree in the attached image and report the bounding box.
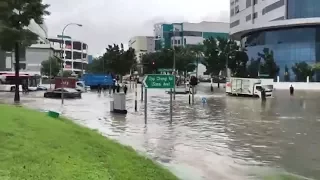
[202,37,219,75]
[0,0,50,102]
[247,58,260,78]
[257,48,279,79]
[284,65,290,82]
[292,61,314,82]
[216,37,239,77]
[88,44,136,79]
[40,57,62,77]
[87,56,110,73]
[230,49,249,77]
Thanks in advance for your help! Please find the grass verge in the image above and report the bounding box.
[0,104,178,180]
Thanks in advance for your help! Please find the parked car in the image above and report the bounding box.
[44,88,82,99]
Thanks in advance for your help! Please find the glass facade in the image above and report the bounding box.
[242,26,320,81]
[287,0,320,19]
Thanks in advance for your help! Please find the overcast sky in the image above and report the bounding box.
[43,0,229,56]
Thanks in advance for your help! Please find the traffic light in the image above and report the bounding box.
[190,76,198,86]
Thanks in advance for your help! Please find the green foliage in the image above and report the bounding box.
[258,48,279,78]
[0,0,50,51]
[292,61,314,82]
[87,44,136,75]
[202,37,248,77]
[141,46,197,74]
[41,56,62,77]
[202,37,220,75]
[0,27,38,51]
[247,58,260,78]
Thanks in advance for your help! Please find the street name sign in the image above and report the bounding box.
[143,74,174,89]
[158,68,173,72]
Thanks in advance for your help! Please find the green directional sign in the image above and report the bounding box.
[143,74,175,89]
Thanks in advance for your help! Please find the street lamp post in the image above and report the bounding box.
[61,23,83,105]
[171,28,179,100]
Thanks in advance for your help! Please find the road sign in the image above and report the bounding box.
[158,68,173,72]
[143,74,174,89]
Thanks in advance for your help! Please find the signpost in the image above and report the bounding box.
[143,74,174,123]
[143,74,175,89]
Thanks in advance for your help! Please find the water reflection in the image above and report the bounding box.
[1,86,319,179]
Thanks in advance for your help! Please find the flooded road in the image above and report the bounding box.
[1,84,320,180]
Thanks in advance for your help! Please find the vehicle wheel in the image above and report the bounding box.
[10,86,15,92]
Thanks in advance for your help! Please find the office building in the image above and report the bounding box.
[129,36,155,74]
[154,21,229,75]
[154,21,229,50]
[230,0,320,81]
[129,36,155,62]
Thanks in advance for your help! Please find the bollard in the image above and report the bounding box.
[134,81,137,111]
[192,86,195,104]
[189,85,191,105]
[141,83,144,101]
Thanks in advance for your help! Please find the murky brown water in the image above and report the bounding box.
[1,84,319,180]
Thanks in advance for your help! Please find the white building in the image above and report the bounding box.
[128,36,155,63]
[154,21,229,50]
[47,36,88,74]
[230,0,320,81]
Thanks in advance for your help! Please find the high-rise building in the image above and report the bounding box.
[230,0,320,81]
[154,21,229,50]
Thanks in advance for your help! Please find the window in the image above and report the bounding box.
[230,20,240,28]
[246,0,251,8]
[174,40,177,44]
[287,0,320,19]
[235,5,239,13]
[177,40,180,44]
[262,0,284,15]
[182,31,202,37]
[254,0,258,5]
[231,9,235,16]
[253,12,258,19]
[246,14,252,21]
[184,38,186,45]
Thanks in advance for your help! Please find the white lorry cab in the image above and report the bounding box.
[226,77,274,98]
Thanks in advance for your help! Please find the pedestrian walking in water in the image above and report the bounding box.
[116,83,120,93]
[97,84,101,94]
[261,87,266,101]
[290,85,294,95]
[123,84,128,94]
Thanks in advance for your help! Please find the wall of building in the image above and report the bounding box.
[47,36,88,73]
[25,47,53,72]
[155,22,229,49]
[129,36,155,63]
[230,0,320,82]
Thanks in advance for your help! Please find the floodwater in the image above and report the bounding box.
[1,84,320,180]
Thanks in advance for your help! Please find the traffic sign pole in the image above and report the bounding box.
[142,74,175,123]
[170,88,173,123]
[144,87,147,124]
